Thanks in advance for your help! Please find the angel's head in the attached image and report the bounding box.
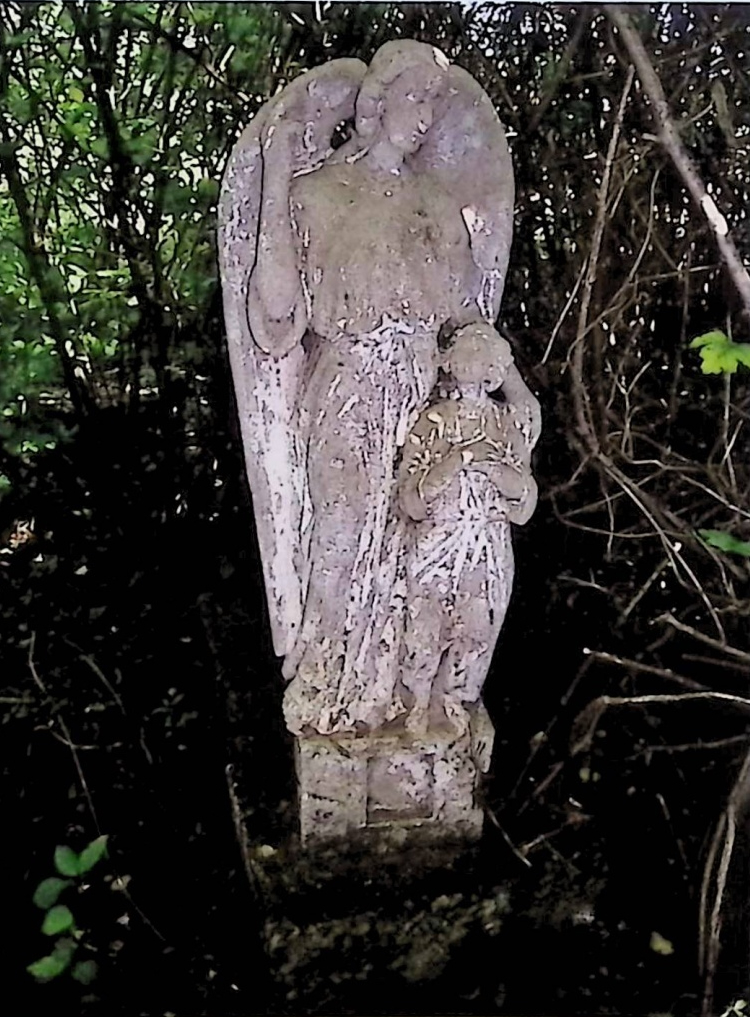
[356,41,449,156]
[446,321,513,393]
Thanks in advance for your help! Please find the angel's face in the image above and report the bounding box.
[382,66,442,154]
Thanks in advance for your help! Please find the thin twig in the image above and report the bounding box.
[570,64,635,449]
[509,658,594,812]
[655,792,690,874]
[571,691,750,757]
[602,457,726,640]
[682,653,750,673]
[699,747,750,1017]
[617,558,670,625]
[682,474,750,523]
[586,649,708,691]
[46,728,110,751]
[57,716,100,832]
[486,808,533,868]
[28,634,102,832]
[630,734,750,758]
[660,613,750,666]
[80,654,127,716]
[27,632,46,694]
[608,6,750,322]
[225,763,268,901]
[542,260,586,364]
[519,821,576,858]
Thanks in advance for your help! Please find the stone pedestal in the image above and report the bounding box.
[227,706,507,1012]
[294,705,494,848]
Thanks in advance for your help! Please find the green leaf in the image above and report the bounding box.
[52,937,77,964]
[690,330,750,375]
[699,529,750,557]
[196,178,219,202]
[42,904,75,936]
[33,877,71,910]
[689,329,728,349]
[54,845,79,877]
[88,136,108,159]
[71,959,98,985]
[77,834,108,874]
[27,937,76,981]
[27,954,68,983]
[650,930,674,956]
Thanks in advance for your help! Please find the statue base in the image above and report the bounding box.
[228,706,506,1011]
[294,705,494,848]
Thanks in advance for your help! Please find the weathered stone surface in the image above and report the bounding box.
[296,704,494,847]
[218,40,540,846]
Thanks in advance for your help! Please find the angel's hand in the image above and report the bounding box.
[461,204,498,272]
[505,478,538,525]
[493,468,526,500]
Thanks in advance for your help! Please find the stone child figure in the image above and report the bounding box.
[395,321,541,738]
[398,322,539,526]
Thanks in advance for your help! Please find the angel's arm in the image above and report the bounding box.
[505,477,538,525]
[461,204,511,275]
[399,450,465,521]
[247,123,308,358]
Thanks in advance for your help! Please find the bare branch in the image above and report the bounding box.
[570,63,635,452]
[608,5,750,322]
[586,648,708,691]
[571,690,750,757]
[659,613,750,666]
[699,747,750,1017]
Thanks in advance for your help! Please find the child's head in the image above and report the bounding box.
[445,321,513,391]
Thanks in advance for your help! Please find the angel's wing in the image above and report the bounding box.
[218,59,366,658]
[414,64,515,322]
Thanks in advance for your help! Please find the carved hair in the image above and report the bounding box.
[355,40,450,140]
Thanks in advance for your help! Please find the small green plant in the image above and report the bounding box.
[690,329,750,375]
[27,835,108,985]
[699,529,750,558]
[689,331,750,560]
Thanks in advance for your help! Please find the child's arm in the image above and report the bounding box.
[398,410,456,521]
[468,406,538,522]
[468,459,527,499]
[417,447,466,507]
[467,459,538,523]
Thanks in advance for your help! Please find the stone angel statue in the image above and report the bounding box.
[219,40,532,842]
